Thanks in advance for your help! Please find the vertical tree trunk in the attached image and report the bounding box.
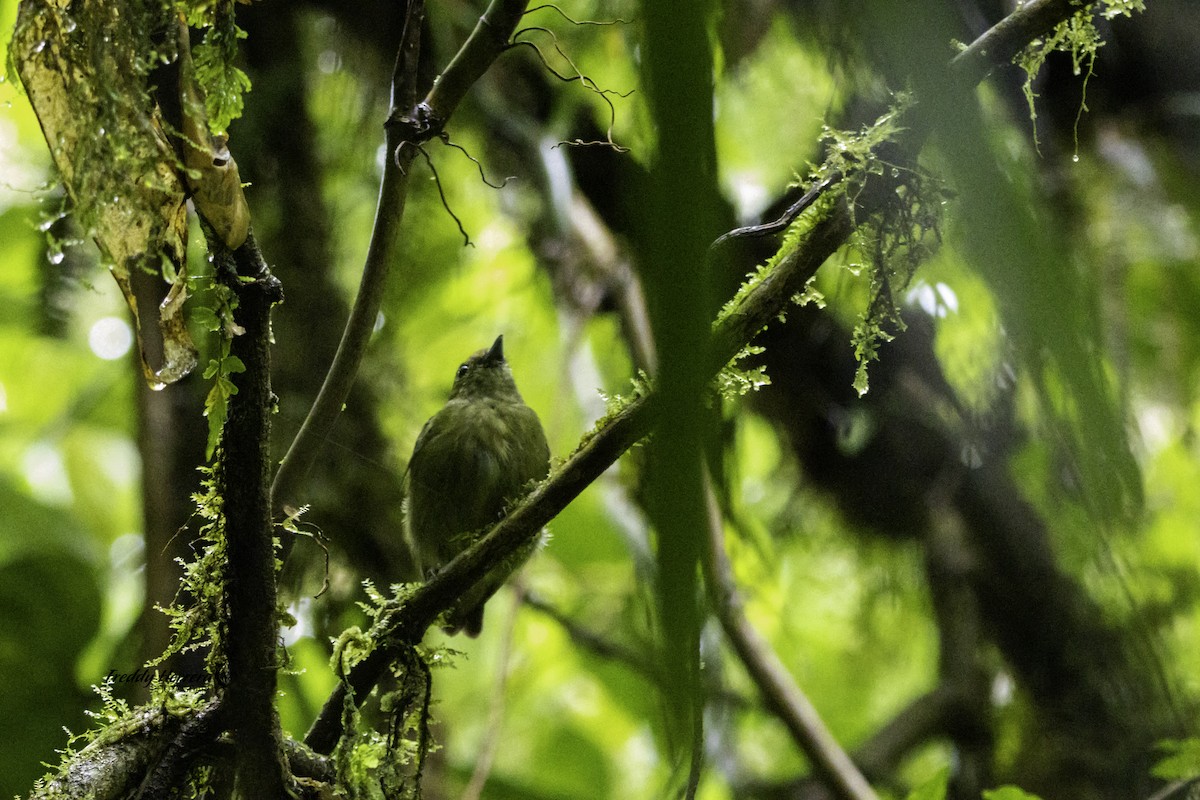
[215,232,288,796]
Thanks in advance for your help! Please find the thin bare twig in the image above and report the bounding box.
[740,683,975,797]
[439,132,513,189]
[413,143,474,247]
[523,4,632,27]
[701,474,878,800]
[710,175,837,249]
[507,32,631,151]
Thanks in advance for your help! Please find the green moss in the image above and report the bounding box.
[1014,1,1144,153]
[11,0,253,389]
[151,463,230,687]
[716,344,770,399]
[718,98,945,396]
[187,0,251,135]
[330,584,455,799]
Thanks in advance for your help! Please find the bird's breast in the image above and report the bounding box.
[435,402,520,485]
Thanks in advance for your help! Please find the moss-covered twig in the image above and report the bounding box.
[28,698,335,800]
[29,706,188,800]
[950,0,1080,85]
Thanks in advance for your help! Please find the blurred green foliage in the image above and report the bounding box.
[1,0,1198,798]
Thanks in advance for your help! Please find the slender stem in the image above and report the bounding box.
[271,0,424,519]
[701,475,878,800]
[639,0,719,776]
[270,145,412,518]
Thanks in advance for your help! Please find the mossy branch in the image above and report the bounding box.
[949,0,1081,84]
[26,698,333,800]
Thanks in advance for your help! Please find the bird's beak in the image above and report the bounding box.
[487,335,505,362]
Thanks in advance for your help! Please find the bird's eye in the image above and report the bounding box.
[456,363,469,379]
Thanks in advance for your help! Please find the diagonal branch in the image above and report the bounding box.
[949,0,1078,84]
[701,474,878,800]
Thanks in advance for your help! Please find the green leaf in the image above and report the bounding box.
[192,305,221,332]
[983,786,1045,800]
[204,383,229,459]
[191,20,251,134]
[905,766,948,800]
[1152,738,1200,781]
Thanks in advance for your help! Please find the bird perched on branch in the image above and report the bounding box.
[404,335,551,636]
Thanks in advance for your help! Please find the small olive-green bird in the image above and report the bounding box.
[404,335,550,636]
